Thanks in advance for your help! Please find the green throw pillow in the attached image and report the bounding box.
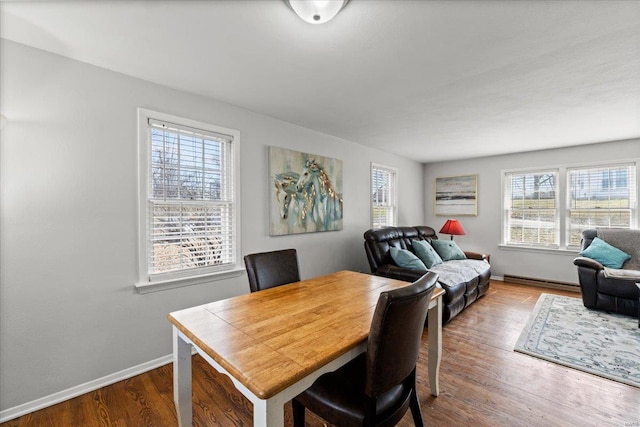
[390,247,427,270]
[430,239,467,261]
[578,237,631,269]
[412,240,443,268]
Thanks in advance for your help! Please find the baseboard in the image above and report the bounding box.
[503,274,580,293]
[0,354,173,423]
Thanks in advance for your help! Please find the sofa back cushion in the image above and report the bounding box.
[582,228,640,270]
[578,237,631,269]
[595,228,640,270]
[364,226,437,273]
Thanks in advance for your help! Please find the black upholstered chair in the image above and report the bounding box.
[573,228,640,317]
[292,271,438,427]
[243,249,300,292]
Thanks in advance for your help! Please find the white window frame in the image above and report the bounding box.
[371,163,398,228]
[135,108,242,293]
[501,159,638,252]
[502,168,560,249]
[566,162,637,249]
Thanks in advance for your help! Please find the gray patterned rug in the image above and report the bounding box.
[515,293,640,388]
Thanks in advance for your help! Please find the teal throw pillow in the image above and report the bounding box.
[430,239,467,261]
[390,247,427,270]
[412,240,443,268]
[578,237,631,269]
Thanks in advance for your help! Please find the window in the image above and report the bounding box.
[371,163,397,228]
[502,161,638,251]
[567,164,636,247]
[137,109,241,290]
[503,170,559,247]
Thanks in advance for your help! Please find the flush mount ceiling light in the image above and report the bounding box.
[286,0,349,25]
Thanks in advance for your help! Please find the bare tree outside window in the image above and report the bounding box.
[147,121,233,275]
[503,163,637,250]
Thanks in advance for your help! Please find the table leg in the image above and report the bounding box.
[173,327,193,427]
[636,283,640,328]
[427,294,442,396]
[252,395,286,427]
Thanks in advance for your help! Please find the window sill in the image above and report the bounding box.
[498,244,580,256]
[134,268,244,294]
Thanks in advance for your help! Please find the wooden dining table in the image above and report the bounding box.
[168,270,444,427]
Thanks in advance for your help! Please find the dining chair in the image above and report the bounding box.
[243,249,301,292]
[292,271,438,427]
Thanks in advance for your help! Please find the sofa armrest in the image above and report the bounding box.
[465,251,490,263]
[573,256,604,270]
[375,264,427,283]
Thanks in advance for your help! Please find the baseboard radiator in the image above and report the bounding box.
[503,274,580,293]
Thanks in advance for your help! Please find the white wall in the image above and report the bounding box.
[423,139,640,284]
[0,40,425,414]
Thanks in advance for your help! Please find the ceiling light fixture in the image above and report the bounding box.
[286,0,349,25]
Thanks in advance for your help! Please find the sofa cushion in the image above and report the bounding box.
[431,240,467,261]
[578,237,631,269]
[412,240,443,268]
[596,228,640,270]
[389,247,427,270]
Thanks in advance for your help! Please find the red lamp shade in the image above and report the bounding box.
[439,219,465,240]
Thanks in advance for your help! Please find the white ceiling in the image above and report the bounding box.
[1,0,639,162]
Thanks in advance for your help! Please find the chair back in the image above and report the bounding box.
[365,272,438,397]
[244,249,300,292]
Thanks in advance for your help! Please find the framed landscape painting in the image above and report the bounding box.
[269,146,343,235]
[435,174,478,216]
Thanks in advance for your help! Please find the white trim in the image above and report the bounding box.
[500,157,640,175]
[498,244,579,256]
[501,168,560,247]
[501,158,639,250]
[0,354,180,423]
[136,108,242,289]
[370,162,398,228]
[135,267,244,293]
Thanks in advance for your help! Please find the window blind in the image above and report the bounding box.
[567,164,636,247]
[504,170,559,247]
[371,164,397,228]
[147,119,235,277]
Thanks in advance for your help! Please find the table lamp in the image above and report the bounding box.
[439,219,465,240]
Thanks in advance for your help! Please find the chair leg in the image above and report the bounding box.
[292,399,306,427]
[409,388,424,427]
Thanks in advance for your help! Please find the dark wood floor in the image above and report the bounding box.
[3,280,639,426]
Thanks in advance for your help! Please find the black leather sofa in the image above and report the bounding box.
[573,228,640,317]
[364,226,491,324]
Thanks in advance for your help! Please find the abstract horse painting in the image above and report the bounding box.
[296,160,343,226]
[269,147,343,235]
[274,171,312,225]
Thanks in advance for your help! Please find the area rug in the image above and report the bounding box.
[514,293,640,388]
